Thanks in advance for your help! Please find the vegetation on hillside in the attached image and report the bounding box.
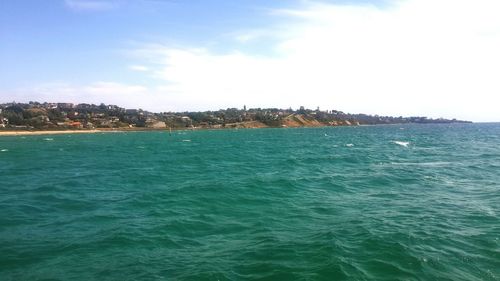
[0,102,470,130]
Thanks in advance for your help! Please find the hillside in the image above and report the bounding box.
[0,102,470,130]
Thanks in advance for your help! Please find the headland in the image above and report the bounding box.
[0,101,470,135]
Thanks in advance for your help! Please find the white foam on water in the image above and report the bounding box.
[346,143,354,147]
[1,149,8,152]
[392,140,410,147]
[44,138,54,141]
[182,139,191,142]
[444,179,454,184]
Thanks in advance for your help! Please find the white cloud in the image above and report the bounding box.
[133,0,500,121]
[128,65,149,72]
[83,82,147,95]
[233,29,278,43]
[65,0,116,11]
[9,82,154,109]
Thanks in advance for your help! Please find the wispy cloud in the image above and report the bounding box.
[130,0,500,121]
[128,65,149,72]
[8,82,153,109]
[64,0,117,12]
[83,82,147,95]
[9,0,500,121]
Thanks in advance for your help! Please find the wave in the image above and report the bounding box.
[1,124,498,281]
[392,140,410,147]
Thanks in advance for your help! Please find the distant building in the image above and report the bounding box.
[57,103,74,109]
[70,121,83,128]
[46,103,57,109]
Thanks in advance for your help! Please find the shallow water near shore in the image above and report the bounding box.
[1,123,499,280]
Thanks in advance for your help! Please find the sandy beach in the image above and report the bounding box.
[0,130,104,136]
[0,123,268,137]
[0,128,183,136]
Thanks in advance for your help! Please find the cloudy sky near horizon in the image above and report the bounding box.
[1,0,499,121]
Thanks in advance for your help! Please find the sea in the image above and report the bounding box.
[0,123,499,280]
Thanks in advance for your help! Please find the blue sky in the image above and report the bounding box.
[1,0,499,121]
[1,0,281,85]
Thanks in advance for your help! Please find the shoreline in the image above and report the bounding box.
[0,127,206,136]
[0,127,191,136]
[0,126,333,136]
[0,122,478,137]
[0,129,104,136]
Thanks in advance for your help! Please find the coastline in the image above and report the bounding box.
[0,129,104,136]
[0,127,193,136]
[0,122,477,137]
[0,127,250,136]
[0,125,323,136]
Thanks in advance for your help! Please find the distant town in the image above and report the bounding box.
[0,101,470,130]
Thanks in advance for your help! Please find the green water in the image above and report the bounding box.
[1,124,499,280]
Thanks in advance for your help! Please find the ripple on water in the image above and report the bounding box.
[1,124,499,280]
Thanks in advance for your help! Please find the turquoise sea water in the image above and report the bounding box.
[0,124,499,280]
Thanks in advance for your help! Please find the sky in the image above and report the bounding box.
[1,0,499,122]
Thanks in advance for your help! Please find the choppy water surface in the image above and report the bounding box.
[1,124,499,280]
